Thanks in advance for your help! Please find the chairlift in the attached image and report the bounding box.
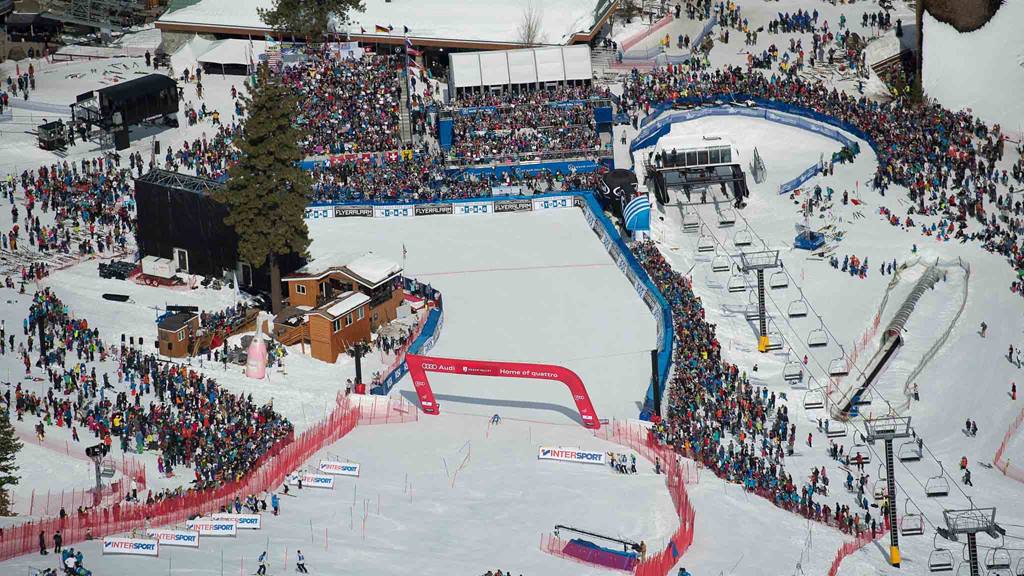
[900,500,925,536]
[787,295,808,318]
[825,420,847,438]
[718,208,736,227]
[682,210,700,233]
[783,360,804,382]
[802,388,825,410]
[925,462,950,497]
[769,270,789,289]
[711,254,731,273]
[872,465,888,503]
[898,439,923,462]
[807,316,828,347]
[743,304,761,321]
[733,228,753,247]
[928,535,954,573]
[697,233,715,252]
[985,542,1012,571]
[728,273,747,293]
[764,330,784,352]
[828,347,850,377]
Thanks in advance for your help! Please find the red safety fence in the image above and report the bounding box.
[356,395,419,426]
[0,393,361,561]
[827,312,882,408]
[25,457,145,518]
[826,517,890,576]
[14,430,148,491]
[993,405,1024,484]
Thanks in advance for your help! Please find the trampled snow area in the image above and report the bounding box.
[923,0,1024,134]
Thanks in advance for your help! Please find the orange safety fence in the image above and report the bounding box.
[356,395,419,426]
[993,405,1024,484]
[826,517,890,576]
[0,392,361,561]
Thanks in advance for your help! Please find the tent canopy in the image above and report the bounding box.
[197,38,266,67]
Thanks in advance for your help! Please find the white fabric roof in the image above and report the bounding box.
[197,38,266,66]
[450,45,592,89]
[325,292,371,318]
[159,0,605,45]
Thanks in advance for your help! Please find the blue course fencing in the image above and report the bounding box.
[307,190,675,417]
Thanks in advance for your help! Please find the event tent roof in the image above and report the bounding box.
[197,38,266,67]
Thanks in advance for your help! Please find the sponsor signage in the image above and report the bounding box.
[372,206,413,218]
[532,197,572,211]
[538,446,607,465]
[186,518,238,536]
[414,203,454,216]
[334,205,373,218]
[318,460,360,477]
[290,472,336,489]
[145,529,199,548]
[212,513,262,529]
[304,207,334,219]
[102,537,160,556]
[454,202,492,215]
[493,198,532,213]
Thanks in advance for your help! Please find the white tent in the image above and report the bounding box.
[197,38,266,68]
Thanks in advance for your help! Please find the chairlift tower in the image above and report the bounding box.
[937,508,1005,576]
[739,250,780,352]
[864,416,913,567]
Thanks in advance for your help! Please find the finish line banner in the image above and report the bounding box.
[538,446,607,465]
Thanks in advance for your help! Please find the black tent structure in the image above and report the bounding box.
[71,74,179,150]
[597,169,638,222]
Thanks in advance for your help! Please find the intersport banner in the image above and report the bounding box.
[145,529,200,548]
[102,537,160,556]
[290,472,336,489]
[318,460,361,477]
[212,513,262,529]
[538,446,607,465]
[186,518,238,536]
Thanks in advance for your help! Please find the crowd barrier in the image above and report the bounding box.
[994,405,1024,484]
[619,13,675,54]
[24,456,147,518]
[825,519,890,576]
[355,396,420,426]
[301,191,675,414]
[0,393,361,561]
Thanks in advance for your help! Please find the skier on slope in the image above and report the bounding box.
[271,492,280,516]
[256,551,268,576]
[296,550,308,574]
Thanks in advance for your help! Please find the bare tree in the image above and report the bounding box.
[517,0,547,46]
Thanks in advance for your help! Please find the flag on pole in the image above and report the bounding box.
[407,47,422,57]
[403,25,410,34]
[375,24,390,33]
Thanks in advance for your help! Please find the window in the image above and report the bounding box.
[720,147,732,163]
[177,329,185,342]
[319,282,327,296]
[345,313,353,327]
[709,148,721,164]
[332,319,341,332]
[697,150,709,165]
[686,151,698,166]
[357,306,365,321]
[296,284,307,295]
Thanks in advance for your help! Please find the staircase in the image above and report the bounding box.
[398,75,413,146]
[591,46,616,73]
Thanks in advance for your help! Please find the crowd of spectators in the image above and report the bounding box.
[12,288,294,490]
[621,66,1024,295]
[635,241,883,537]
[281,54,402,156]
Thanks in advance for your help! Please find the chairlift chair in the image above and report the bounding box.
[900,500,925,537]
[783,361,804,382]
[743,304,761,321]
[898,439,923,462]
[787,296,808,318]
[985,543,1012,571]
[733,228,753,247]
[828,347,850,377]
[728,273,747,293]
[764,332,784,352]
[718,208,736,228]
[807,317,828,348]
[925,462,950,497]
[803,388,825,410]
[697,233,715,252]
[928,538,954,573]
[825,420,847,438]
[711,254,731,273]
[769,270,789,289]
[682,210,700,233]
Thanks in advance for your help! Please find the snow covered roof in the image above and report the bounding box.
[343,254,402,287]
[157,0,612,47]
[313,291,371,320]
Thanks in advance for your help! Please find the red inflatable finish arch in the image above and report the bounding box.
[405,354,601,429]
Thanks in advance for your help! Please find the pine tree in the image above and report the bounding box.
[259,0,366,43]
[214,64,312,314]
[0,410,23,516]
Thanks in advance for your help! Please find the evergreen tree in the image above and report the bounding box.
[214,64,312,314]
[0,410,23,516]
[259,0,366,43]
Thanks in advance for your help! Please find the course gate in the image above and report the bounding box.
[405,354,601,429]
